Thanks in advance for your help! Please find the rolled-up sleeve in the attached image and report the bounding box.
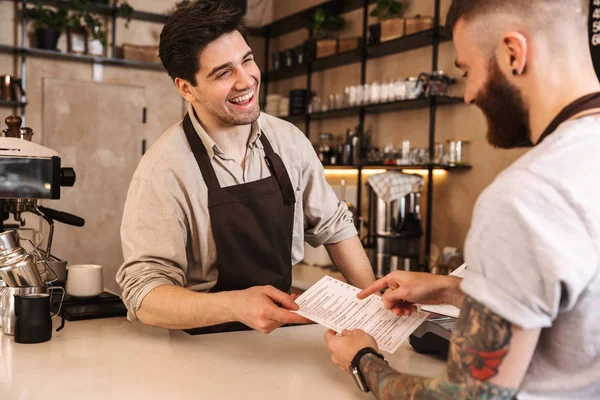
[298,135,358,247]
[117,176,189,321]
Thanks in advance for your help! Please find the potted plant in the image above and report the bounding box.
[306,8,345,59]
[27,2,68,51]
[370,0,404,42]
[84,13,107,56]
[66,8,89,54]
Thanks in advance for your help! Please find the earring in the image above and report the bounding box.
[512,69,518,76]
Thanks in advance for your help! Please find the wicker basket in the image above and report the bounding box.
[380,18,405,42]
[316,39,337,59]
[122,44,160,64]
[405,16,434,35]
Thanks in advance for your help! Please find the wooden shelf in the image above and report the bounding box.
[367,28,451,59]
[0,44,164,71]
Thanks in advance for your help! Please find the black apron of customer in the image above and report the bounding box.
[182,113,296,335]
[537,92,600,144]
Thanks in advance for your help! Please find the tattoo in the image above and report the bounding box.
[358,297,517,400]
[450,296,512,383]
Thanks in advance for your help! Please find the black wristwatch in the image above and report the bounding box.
[350,347,387,393]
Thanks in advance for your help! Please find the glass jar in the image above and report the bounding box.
[348,86,358,107]
[370,81,381,104]
[395,78,407,101]
[380,80,390,103]
[363,83,371,105]
[310,96,321,113]
[328,94,336,110]
[447,140,470,165]
[335,94,344,109]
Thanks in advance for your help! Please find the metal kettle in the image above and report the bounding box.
[0,75,25,102]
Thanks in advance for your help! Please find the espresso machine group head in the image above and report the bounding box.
[0,116,83,232]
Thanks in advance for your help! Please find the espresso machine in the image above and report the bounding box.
[366,174,424,278]
[0,115,84,337]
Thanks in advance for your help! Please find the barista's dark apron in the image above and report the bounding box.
[182,113,296,335]
[537,92,600,144]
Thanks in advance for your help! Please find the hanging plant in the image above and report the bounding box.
[116,1,134,28]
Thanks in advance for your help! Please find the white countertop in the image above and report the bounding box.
[0,317,445,400]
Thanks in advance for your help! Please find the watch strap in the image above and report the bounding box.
[351,347,385,371]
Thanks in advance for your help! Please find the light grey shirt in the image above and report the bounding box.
[117,104,357,321]
[461,116,600,399]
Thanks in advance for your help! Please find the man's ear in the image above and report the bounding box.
[175,77,197,103]
[498,32,528,76]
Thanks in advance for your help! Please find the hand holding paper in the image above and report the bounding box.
[293,276,428,353]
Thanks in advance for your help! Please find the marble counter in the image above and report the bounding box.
[0,317,446,400]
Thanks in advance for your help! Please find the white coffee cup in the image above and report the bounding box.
[66,264,104,298]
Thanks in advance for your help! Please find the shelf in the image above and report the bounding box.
[324,164,472,171]
[0,100,26,108]
[268,63,308,82]
[364,96,463,114]
[323,165,358,170]
[267,49,363,83]
[312,49,362,72]
[252,0,373,37]
[367,28,451,59]
[30,0,168,23]
[310,106,359,120]
[280,97,463,121]
[0,44,164,71]
[281,114,306,123]
[363,164,472,171]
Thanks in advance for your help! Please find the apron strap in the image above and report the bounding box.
[259,133,296,206]
[183,113,221,190]
[537,92,600,145]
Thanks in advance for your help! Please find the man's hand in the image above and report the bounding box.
[358,271,464,316]
[324,329,378,372]
[230,286,312,334]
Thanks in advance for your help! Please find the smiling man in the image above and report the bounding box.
[325,0,600,399]
[116,0,375,335]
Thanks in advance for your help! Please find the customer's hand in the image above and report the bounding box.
[324,329,378,372]
[358,271,463,316]
[232,286,312,334]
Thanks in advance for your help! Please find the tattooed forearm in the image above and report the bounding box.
[359,354,515,400]
[357,296,518,399]
[449,296,512,383]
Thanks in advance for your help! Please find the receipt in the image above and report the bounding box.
[293,276,429,353]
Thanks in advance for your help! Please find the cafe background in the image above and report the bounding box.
[0,0,538,294]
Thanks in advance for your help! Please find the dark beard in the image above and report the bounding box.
[476,58,533,149]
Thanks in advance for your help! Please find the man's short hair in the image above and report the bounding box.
[159,0,247,86]
[446,0,589,36]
